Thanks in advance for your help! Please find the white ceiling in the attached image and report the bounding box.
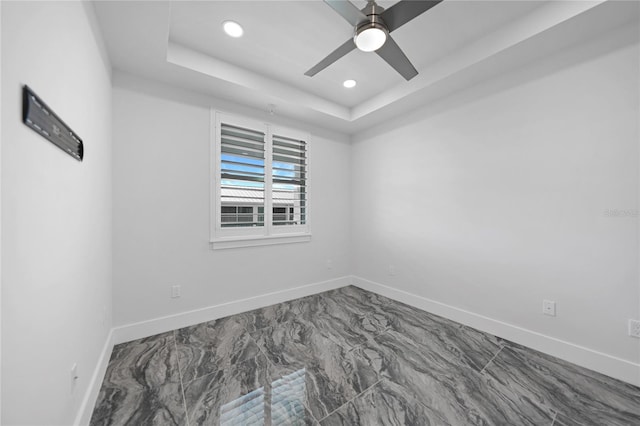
[93,0,639,135]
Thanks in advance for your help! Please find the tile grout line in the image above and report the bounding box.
[173,329,190,426]
[480,346,504,374]
[317,378,382,423]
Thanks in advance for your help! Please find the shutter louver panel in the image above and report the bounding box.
[272,134,307,226]
[220,123,265,228]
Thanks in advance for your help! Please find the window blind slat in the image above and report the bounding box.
[273,140,305,151]
[222,145,265,159]
[273,152,307,163]
[273,146,306,157]
[222,137,264,151]
[273,163,305,172]
[221,174,265,183]
[273,135,305,145]
[223,160,265,171]
[222,125,265,143]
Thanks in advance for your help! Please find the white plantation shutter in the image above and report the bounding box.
[212,111,310,248]
[220,123,265,228]
[272,134,307,226]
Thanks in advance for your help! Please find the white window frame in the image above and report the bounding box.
[210,110,311,249]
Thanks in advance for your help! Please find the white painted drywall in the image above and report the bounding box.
[351,31,640,372]
[112,72,351,327]
[1,2,112,425]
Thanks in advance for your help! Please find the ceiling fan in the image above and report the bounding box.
[305,0,443,81]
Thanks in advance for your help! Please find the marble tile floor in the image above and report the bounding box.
[90,286,640,426]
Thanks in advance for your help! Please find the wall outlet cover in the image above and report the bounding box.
[171,285,181,298]
[629,319,640,338]
[542,300,556,316]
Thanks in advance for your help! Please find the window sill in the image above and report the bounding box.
[210,233,312,250]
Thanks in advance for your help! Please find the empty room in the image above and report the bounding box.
[1,0,639,425]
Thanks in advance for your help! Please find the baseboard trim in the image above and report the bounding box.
[74,329,115,426]
[112,276,351,345]
[351,275,640,387]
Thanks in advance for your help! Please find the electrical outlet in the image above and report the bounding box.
[70,363,79,391]
[388,265,397,276]
[629,319,640,338]
[171,285,181,298]
[542,300,556,316]
[326,259,333,270]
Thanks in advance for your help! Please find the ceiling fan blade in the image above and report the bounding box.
[324,0,367,26]
[381,0,443,33]
[305,38,356,77]
[375,35,418,81]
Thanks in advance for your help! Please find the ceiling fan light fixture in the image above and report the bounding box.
[354,22,387,52]
[222,20,244,38]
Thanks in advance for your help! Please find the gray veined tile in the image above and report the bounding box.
[552,413,585,426]
[321,286,393,320]
[270,362,379,422]
[293,293,390,350]
[90,382,186,426]
[240,298,308,334]
[320,379,447,426]
[375,298,503,372]
[243,286,390,351]
[183,354,317,426]
[367,332,555,425]
[175,315,261,383]
[252,320,381,420]
[89,332,186,426]
[483,345,640,426]
[271,368,319,426]
[330,286,395,309]
[249,317,331,366]
[300,308,389,351]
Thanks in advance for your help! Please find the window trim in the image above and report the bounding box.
[210,110,311,249]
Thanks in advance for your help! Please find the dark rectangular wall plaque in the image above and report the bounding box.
[22,85,84,161]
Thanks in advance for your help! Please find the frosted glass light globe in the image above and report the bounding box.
[355,27,387,52]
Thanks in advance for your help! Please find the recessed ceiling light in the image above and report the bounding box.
[223,21,243,38]
[343,79,357,88]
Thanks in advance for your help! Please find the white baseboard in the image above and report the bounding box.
[112,276,351,345]
[74,329,115,426]
[352,275,640,387]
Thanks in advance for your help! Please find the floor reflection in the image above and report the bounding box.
[220,368,307,425]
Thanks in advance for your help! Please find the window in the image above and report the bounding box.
[211,111,311,249]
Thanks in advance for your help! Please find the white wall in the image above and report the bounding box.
[352,31,640,379]
[112,73,351,327]
[1,2,112,425]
